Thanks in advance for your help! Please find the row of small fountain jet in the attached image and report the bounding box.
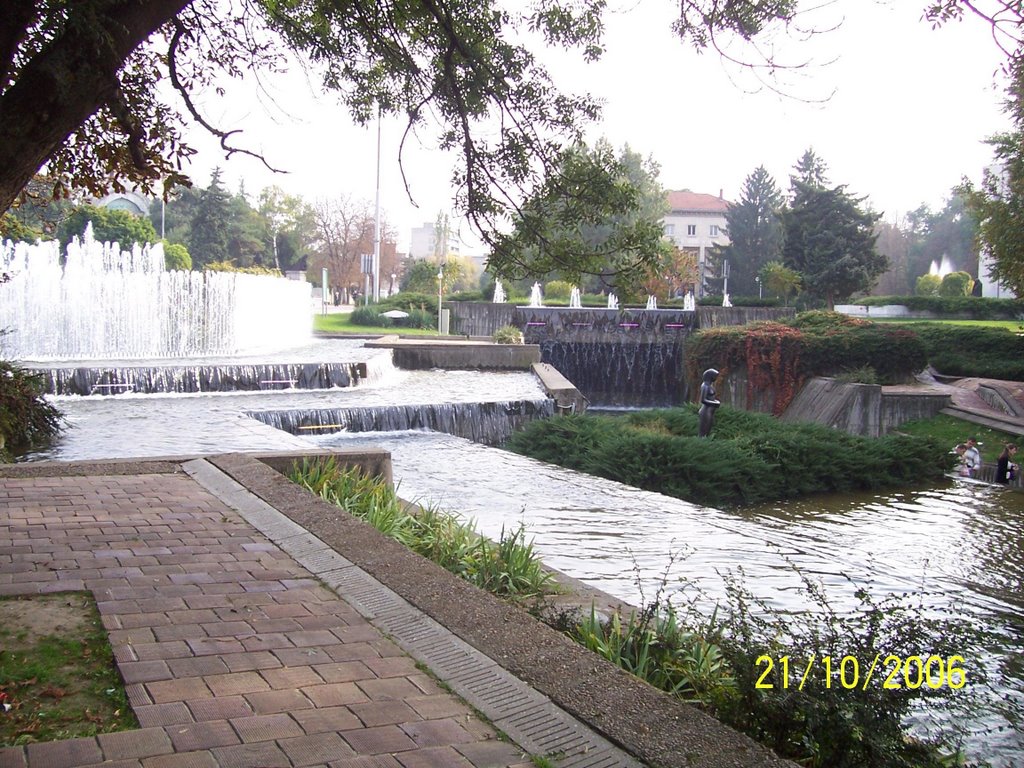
[490,280,699,311]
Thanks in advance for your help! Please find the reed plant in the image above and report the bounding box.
[288,458,552,599]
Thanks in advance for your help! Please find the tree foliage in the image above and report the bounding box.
[0,0,807,279]
[718,165,784,296]
[56,204,158,251]
[488,140,670,287]
[782,151,886,310]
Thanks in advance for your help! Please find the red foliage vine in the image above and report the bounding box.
[743,324,805,415]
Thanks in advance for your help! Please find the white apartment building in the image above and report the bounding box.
[662,190,731,296]
[409,220,461,261]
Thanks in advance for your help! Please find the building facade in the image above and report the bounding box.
[662,190,730,297]
[409,220,461,262]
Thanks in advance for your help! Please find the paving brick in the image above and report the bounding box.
[166,719,240,751]
[166,656,230,678]
[0,746,26,768]
[401,719,476,747]
[278,732,354,767]
[405,696,473,721]
[210,741,291,768]
[303,682,370,708]
[230,712,304,742]
[186,695,253,722]
[356,677,425,701]
[119,660,173,684]
[140,751,218,768]
[203,670,270,696]
[394,746,474,768]
[146,677,213,704]
[220,650,281,672]
[349,700,421,728]
[341,724,418,755]
[453,741,528,768]
[97,727,174,760]
[245,688,314,715]
[260,665,324,690]
[291,706,362,735]
[364,657,420,678]
[326,756,403,768]
[25,737,102,766]
[314,661,377,684]
[133,702,195,728]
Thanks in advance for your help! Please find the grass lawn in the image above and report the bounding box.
[871,317,1024,331]
[313,313,441,337]
[892,413,1018,463]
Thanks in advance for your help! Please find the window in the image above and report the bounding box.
[686,224,697,236]
[664,224,675,236]
[709,224,721,237]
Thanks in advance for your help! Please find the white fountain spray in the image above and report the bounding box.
[0,226,312,361]
[569,286,582,308]
[492,280,506,303]
[528,282,544,307]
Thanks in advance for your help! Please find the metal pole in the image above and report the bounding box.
[321,267,328,316]
[373,107,381,301]
[437,266,443,334]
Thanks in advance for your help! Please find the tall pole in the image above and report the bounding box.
[372,107,382,301]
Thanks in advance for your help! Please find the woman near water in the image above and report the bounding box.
[996,443,1018,484]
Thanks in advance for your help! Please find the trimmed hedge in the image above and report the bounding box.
[505,408,951,509]
[857,295,1024,319]
[898,322,1024,381]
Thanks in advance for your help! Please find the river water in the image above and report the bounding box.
[316,430,1024,765]
[14,339,1024,764]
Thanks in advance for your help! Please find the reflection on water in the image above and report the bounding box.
[317,430,1024,765]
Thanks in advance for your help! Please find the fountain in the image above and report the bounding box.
[645,295,657,310]
[0,227,311,361]
[528,282,544,307]
[722,292,732,308]
[683,291,695,311]
[607,294,619,310]
[929,255,956,277]
[492,280,506,303]
[569,286,582,308]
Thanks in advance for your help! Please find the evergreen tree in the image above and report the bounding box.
[188,168,231,268]
[783,153,886,310]
[719,165,784,296]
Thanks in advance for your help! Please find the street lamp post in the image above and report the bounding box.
[437,265,444,334]
[755,275,762,299]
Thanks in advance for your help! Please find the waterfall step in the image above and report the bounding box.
[246,399,555,446]
[32,361,368,396]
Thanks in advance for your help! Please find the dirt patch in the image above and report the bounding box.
[0,592,137,746]
[0,593,94,642]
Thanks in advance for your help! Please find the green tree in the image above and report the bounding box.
[0,212,43,243]
[0,0,805,265]
[759,261,801,305]
[258,187,315,271]
[57,204,158,250]
[162,241,192,270]
[188,168,231,267]
[489,139,670,288]
[782,152,886,310]
[960,55,1024,296]
[718,165,784,296]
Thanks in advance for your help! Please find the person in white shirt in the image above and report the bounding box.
[964,437,982,478]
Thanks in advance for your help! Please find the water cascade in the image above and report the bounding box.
[247,399,554,446]
[569,286,582,308]
[0,228,311,361]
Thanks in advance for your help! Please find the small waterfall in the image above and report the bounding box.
[31,361,368,396]
[247,399,555,446]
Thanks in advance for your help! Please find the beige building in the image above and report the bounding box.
[662,190,730,296]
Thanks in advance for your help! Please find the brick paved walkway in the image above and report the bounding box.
[0,470,533,768]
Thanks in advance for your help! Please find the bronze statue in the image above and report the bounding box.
[698,368,721,438]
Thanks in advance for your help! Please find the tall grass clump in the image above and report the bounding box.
[288,458,552,599]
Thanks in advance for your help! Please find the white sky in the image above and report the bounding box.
[181,0,1012,254]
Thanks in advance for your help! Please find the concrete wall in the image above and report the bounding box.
[782,377,950,437]
[388,342,540,370]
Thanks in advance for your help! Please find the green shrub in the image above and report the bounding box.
[939,270,974,297]
[544,280,573,300]
[348,306,392,327]
[492,325,524,344]
[858,294,1024,319]
[0,356,62,460]
[901,322,1024,380]
[915,273,941,296]
[377,291,438,315]
[396,308,435,330]
[506,407,951,508]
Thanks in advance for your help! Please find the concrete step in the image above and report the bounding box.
[940,405,1024,437]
